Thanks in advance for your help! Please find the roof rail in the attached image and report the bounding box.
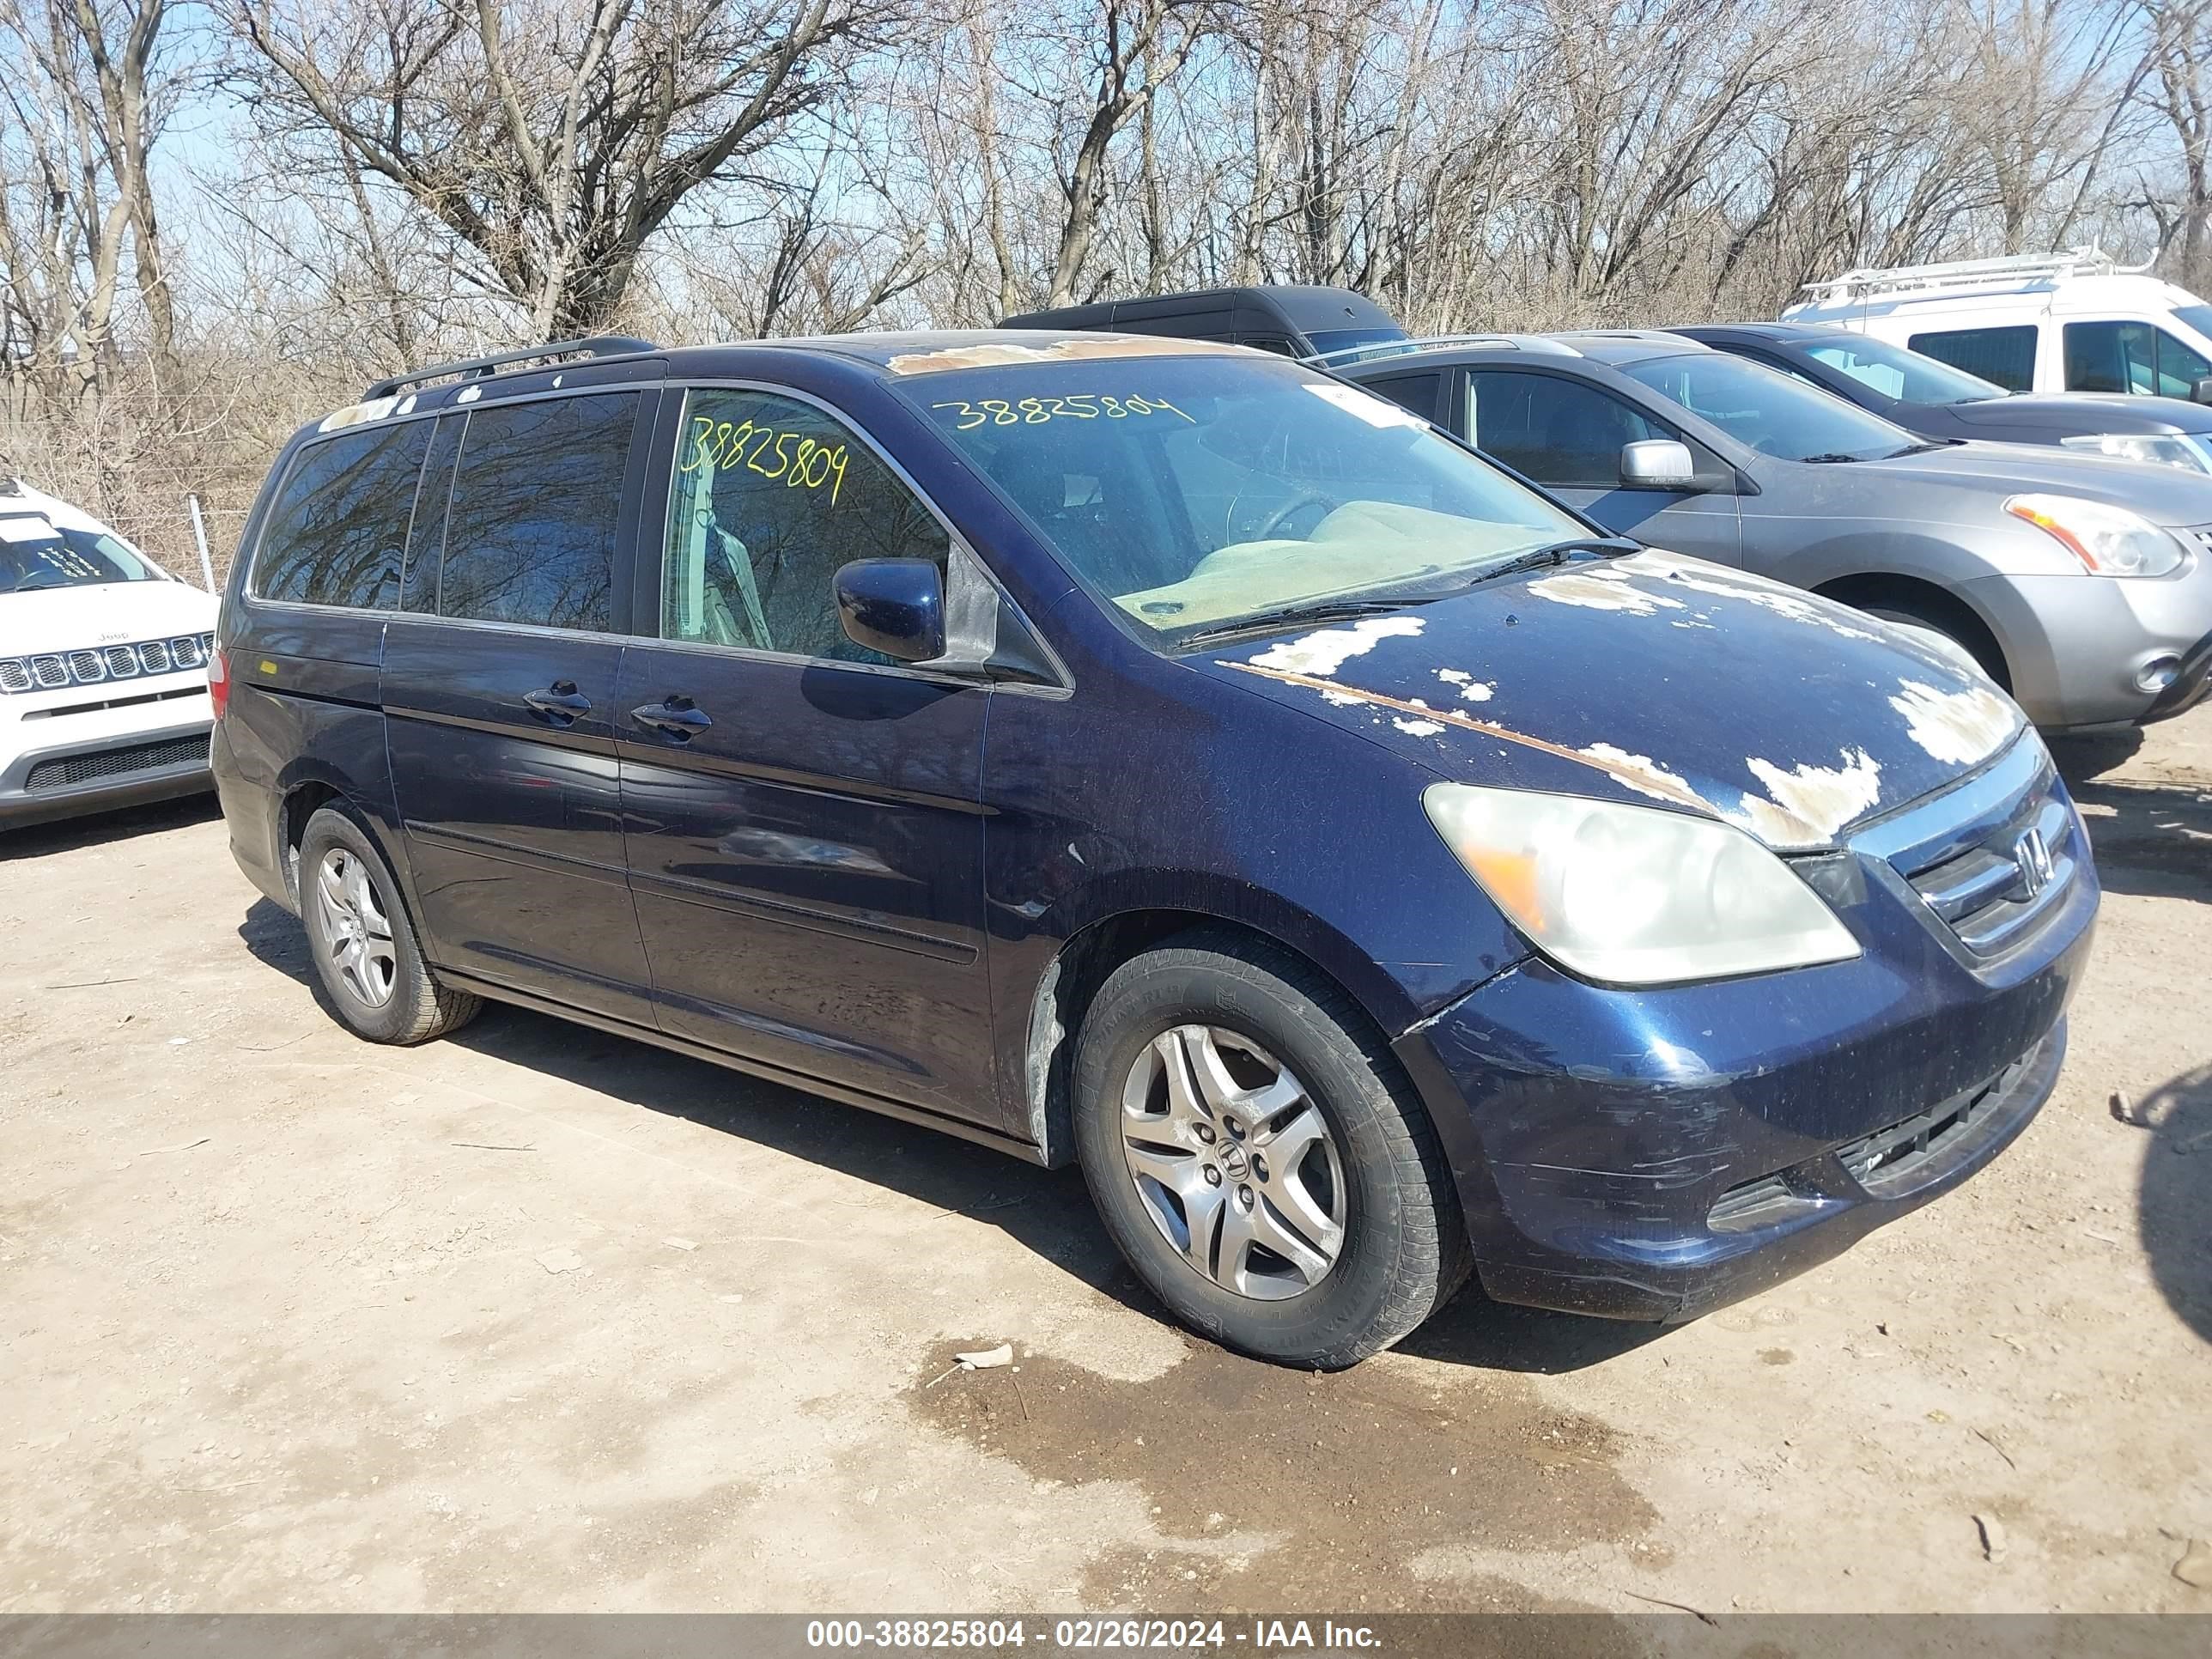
[1549,328,1711,348]
[1304,333,1581,368]
[1797,245,2153,304]
[363,336,659,401]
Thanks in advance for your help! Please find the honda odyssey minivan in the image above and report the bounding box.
[212,332,2097,1368]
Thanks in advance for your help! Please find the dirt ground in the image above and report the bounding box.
[2,710,2208,1620]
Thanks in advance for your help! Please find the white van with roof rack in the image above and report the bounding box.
[1784,246,2212,405]
[1,480,217,829]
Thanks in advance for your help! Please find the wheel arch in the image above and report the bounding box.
[1019,896,1419,1171]
[1814,570,2013,688]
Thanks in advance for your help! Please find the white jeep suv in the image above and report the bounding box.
[1,481,216,830]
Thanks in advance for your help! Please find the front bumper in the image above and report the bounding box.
[1394,743,2100,1322]
[0,687,214,828]
[2142,624,2212,722]
[1965,560,2212,728]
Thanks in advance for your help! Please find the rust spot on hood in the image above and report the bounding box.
[884,336,1248,375]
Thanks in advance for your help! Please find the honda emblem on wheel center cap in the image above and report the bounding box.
[1221,1145,1250,1180]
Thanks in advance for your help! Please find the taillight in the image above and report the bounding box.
[207,645,229,720]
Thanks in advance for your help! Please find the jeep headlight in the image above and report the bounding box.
[1424,784,1862,986]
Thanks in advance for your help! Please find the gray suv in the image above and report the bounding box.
[1336,331,2212,729]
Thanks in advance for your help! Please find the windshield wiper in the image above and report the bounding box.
[1459,535,1640,586]
[1184,597,1416,647]
[1799,452,1874,464]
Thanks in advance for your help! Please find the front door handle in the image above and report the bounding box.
[523,681,592,721]
[631,697,713,737]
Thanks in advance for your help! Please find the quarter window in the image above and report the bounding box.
[1464,370,1667,485]
[660,389,947,665]
[438,392,640,632]
[1906,325,2037,391]
[2063,320,2212,399]
[254,420,433,609]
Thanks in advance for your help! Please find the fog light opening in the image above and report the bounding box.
[2136,654,2182,694]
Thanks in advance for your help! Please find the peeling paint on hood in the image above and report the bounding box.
[1889,678,2019,767]
[1248,616,1425,677]
[1730,749,1885,846]
[1198,551,2024,850]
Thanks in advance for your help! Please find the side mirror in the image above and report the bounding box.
[2192,376,2212,405]
[835,558,945,662]
[1620,439,1698,489]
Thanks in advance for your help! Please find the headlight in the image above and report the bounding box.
[2057,432,2212,474]
[2003,492,2187,576]
[1423,784,1862,986]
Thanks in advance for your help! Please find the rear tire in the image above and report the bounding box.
[1073,934,1469,1369]
[298,805,479,1045]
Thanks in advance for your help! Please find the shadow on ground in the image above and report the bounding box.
[2135,1060,2212,1344]
[238,893,1666,1377]
[0,791,219,862]
[2050,733,2212,906]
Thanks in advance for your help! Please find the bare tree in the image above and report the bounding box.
[228,0,910,339]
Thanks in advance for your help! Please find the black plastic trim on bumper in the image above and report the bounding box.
[1473,1024,2068,1323]
[2143,624,2212,723]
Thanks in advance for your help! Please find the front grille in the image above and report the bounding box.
[1895,776,2076,955]
[25,734,210,793]
[0,634,213,695]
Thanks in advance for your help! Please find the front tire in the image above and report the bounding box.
[298,805,479,1045]
[1073,935,1469,1368]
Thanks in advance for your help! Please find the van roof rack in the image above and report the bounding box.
[1798,246,2153,304]
[363,336,659,401]
[1304,333,1582,368]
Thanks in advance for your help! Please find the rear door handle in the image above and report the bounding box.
[523,681,592,720]
[631,698,713,737]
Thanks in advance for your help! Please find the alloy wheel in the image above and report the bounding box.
[1119,1024,1347,1299]
[315,848,398,1008]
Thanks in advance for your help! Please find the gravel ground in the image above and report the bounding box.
[1,708,2207,1617]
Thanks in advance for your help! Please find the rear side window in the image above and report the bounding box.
[438,393,640,632]
[253,420,434,609]
[1361,371,1443,422]
[1907,325,2036,391]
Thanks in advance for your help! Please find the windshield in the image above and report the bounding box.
[1799,332,2006,405]
[901,356,1589,642]
[2171,302,2212,343]
[1620,351,1924,463]
[0,515,165,594]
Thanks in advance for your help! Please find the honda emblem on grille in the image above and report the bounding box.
[2014,827,2055,897]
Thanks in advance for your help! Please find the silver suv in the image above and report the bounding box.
[1335,331,2212,729]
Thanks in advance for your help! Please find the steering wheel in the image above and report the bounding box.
[1251,492,1340,543]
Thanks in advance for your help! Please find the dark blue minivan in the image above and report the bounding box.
[211,331,2097,1367]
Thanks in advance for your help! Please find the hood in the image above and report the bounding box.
[1942,392,2212,438]
[1856,438,2212,525]
[1196,549,2024,851]
[0,579,216,659]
